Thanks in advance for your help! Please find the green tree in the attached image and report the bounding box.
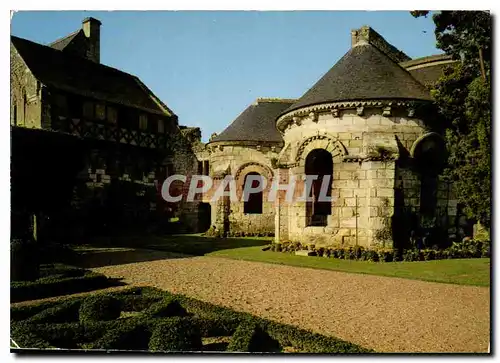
[411,11,491,228]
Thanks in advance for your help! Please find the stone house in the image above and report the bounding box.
[206,26,459,248]
[206,98,295,236]
[10,17,200,238]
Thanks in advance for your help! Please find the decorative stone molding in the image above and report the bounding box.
[293,116,301,126]
[382,106,392,117]
[356,106,365,116]
[234,161,274,182]
[295,134,348,166]
[276,99,429,132]
[309,112,318,123]
[407,108,415,117]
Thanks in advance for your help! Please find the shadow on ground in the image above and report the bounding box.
[77,234,271,268]
[77,247,191,268]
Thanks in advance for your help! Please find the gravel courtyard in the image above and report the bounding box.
[84,247,490,353]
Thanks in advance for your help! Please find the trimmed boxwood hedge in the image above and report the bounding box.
[11,238,40,282]
[149,317,203,352]
[83,320,151,351]
[270,239,491,263]
[11,286,374,353]
[143,297,188,318]
[27,300,81,324]
[79,295,122,323]
[11,265,117,303]
[227,321,280,353]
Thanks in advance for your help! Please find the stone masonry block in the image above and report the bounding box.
[376,188,394,198]
[340,189,354,198]
[341,207,355,218]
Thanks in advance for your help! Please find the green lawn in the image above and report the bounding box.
[89,234,490,287]
[208,246,490,287]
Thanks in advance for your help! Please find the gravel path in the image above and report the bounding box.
[85,248,489,353]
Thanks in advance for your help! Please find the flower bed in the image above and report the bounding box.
[10,287,373,353]
[268,239,490,262]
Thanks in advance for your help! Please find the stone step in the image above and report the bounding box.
[295,250,317,257]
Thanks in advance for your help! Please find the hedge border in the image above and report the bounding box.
[11,286,373,353]
[269,239,491,262]
[11,266,118,303]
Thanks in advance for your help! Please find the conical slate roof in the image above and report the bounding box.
[211,99,295,144]
[283,43,433,115]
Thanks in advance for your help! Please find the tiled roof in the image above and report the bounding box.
[400,54,457,87]
[210,99,295,144]
[49,29,83,51]
[282,43,433,115]
[11,35,173,116]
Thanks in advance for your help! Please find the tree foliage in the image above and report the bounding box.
[412,11,491,227]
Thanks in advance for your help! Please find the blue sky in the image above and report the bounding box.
[11,11,440,141]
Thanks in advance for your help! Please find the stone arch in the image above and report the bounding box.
[410,132,447,222]
[295,134,347,167]
[234,162,274,199]
[235,162,273,183]
[410,132,445,159]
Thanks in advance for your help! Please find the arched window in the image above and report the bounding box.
[305,149,333,226]
[243,172,263,214]
[413,134,446,218]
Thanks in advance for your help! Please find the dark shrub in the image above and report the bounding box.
[359,250,367,261]
[378,250,393,262]
[262,321,373,353]
[79,295,121,323]
[403,249,416,262]
[192,317,240,337]
[118,295,163,312]
[11,322,53,349]
[27,300,81,324]
[353,246,364,260]
[148,317,202,352]
[364,250,379,262]
[337,249,345,259]
[316,247,325,257]
[345,247,355,260]
[11,238,39,281]
[226,321,280,353]
[11,271,111,303]
[144,297,188,318]
[38,264,85,279]
[482,243,491,258]
[434,250,443,260]
[422,249,436,261]
[84,321,150,351]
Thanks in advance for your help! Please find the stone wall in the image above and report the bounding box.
[10,44,42,128]
[274,105,459,248]
[207,142,281,235]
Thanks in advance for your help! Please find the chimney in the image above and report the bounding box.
[82,17,101,63]
[350,25,411,63]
